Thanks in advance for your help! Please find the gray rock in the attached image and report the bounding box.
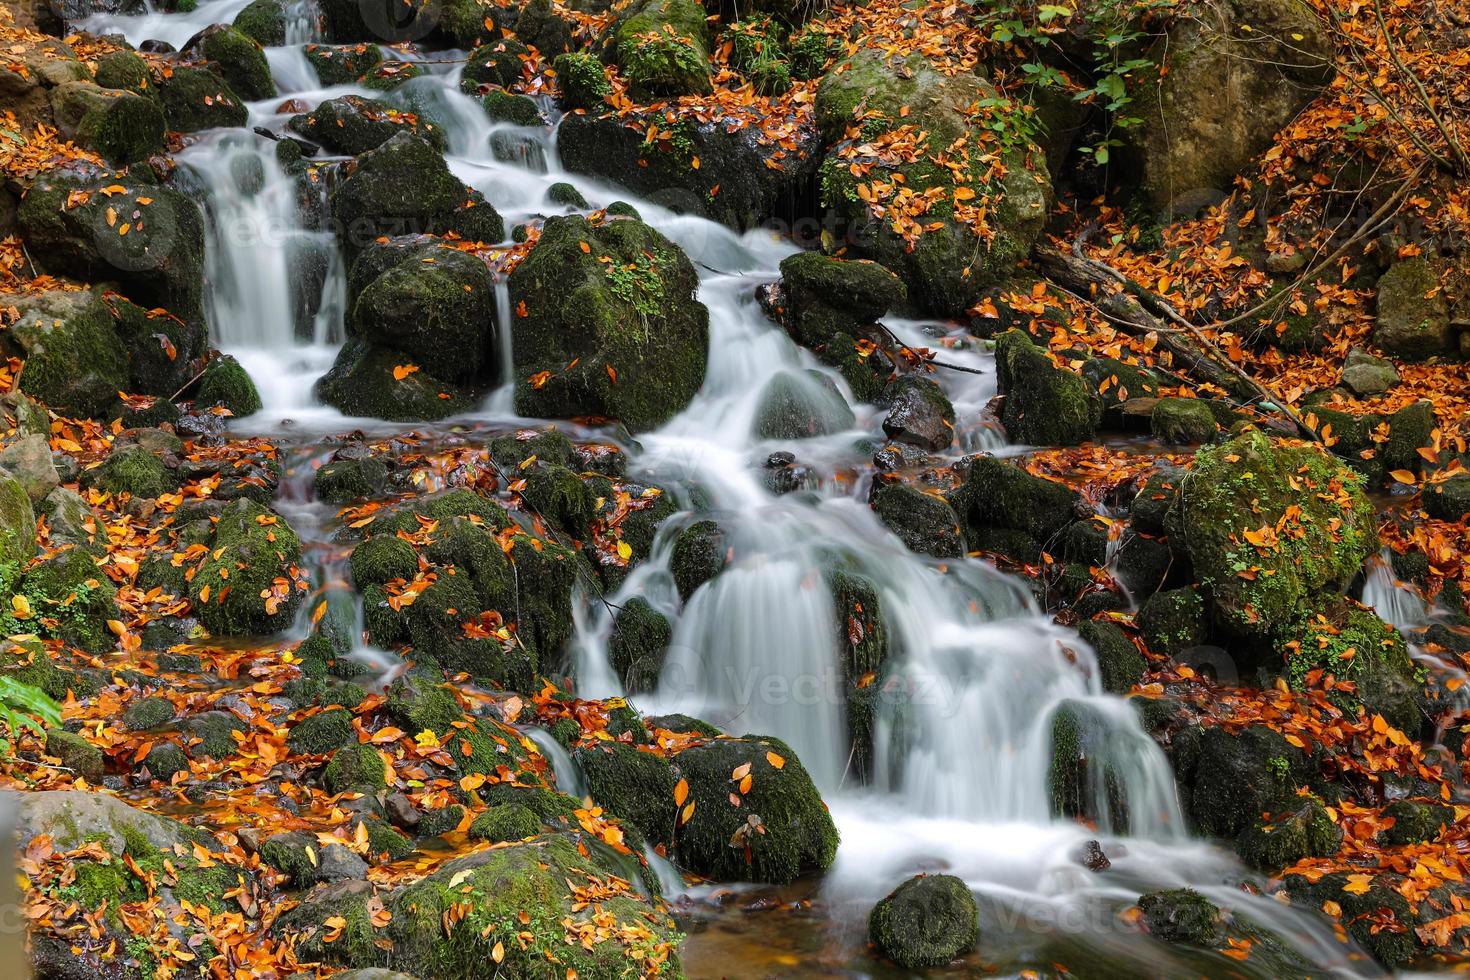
[1,789,199,853]
[1374,258,1453,360]
[0,434,59,502]
[39,487,110,553]
[1340,348,1400,396]
[882,376,955,452]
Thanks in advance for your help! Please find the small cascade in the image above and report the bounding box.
[522,726,590,800]
[1363,548,1430,630]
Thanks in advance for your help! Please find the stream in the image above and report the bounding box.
[75,2,1403,975]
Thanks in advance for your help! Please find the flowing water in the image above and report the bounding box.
[79,5,1382,974]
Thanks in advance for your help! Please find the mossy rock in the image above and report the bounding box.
[1236,799,1342,871]
[831,570,888,782]
[360,59,425,91]
[416,803,466,837]
[868,873,978,969]
[20,546,120,653]
[94,50,153,95]
[517,463,596,537]
[546,181,590,210]
[44,728,104,782]
[136,742,190,782]
[751,370,854,440]
[1374,257,1453,360]
[671,734,837,883]
[575,741,677,842]
[156,65,248,132]
[946,456,1078,560]
[670,519,727,601]
[323,742,389,795]
[994,330,1100,446]
[508,214,708,432]
[350,534,418,589]
[2,290,129,418]
[1276,605,1420,734]
[1137,888,1223,947]
[608,0,712,98]
[49,81,165,166]
[108,293,207,397]
[871,483,964,559]
[260,831,368,886]
[200,26,275,101]
[289,95,446,155]
[778,251,905,349]
[1184,724,1310,838]
[233,0,289,45]
[189,498,303,636]
[0,477,35,567]
[1082,356,1160,412]
[123,695,177,732]
[460,37,531,91]
[195,354,262,417]
[467,803,541,843]
[608,596,670,694]
[81,445,178,499]
[1168,431,1375,639]
[385,675,464,736]
[187,710,247,758]
[1381,400,1436,475]
[1136,588,1206,658]
[552,51,611,111]
[316,457,389,503]
[304,43,383,85]
[1426,473,1470,522]
[287,707,355,755]
[1378,800,1455,845]
[481,89,542,126]
[1078,619,1145,694]
[316,338,476,421]
[1150,397,1218,444]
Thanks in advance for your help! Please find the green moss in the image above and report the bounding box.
[57,83,166,166]
[613,0,711,98]
[518,464,596,537]
[1277,605,1419,732]
[460,39,530,91]
[303,43,383,85]
[45,728,104,782]
[1137,888,1223,946]
[1136,588,1207,658]
[672,735,837,884]
[547,181,590,210]
[233,0,287,45]
[416,804,466,837]
[871,484,964,559]
[156,65,248,132]
[868,874,978,968]
[670,519,726,601]
[196,354,262,418]
[576,742,676,842]
[945,456,1077,560]
[480,784,582,821]
[385,675,464,736]
[553,52,611,111]
[201,26,274,101]
[19,546,120,653]
[189,499,302,636]
[506,536,579,660]
[480,89,542,126]
[323,742,388,794]
[360,60,424,91]
[609,597,671,694]
[365,818,414,859]
[4,290,130,418]
[124,696,176,732]
[82,446,177,499]
[350,534,419,588]
[1237,799,1342,871]
[1078,619,1145,694]
[1151,397,1218,444]
[1379,800,1454,845]
[1169,431,1375,639]
[287,708,355,755]
[94,50,153,95]
[994,330,1100,445]
[832,570,888,781]
[467,803,541,842]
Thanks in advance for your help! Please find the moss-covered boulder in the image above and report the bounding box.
[44,728,104,782]
[199,25,274,101]
[189,498,304,636]
[1426,473,1470,522]
[1121,0,1331,212]
[20,547,120,653]
[1379,800,1455,845]
[468,803,541,842]
[815,50,1050,316]
[1077,619,1145,694]
[576,741,678,841]
[1236,799,1342,871]
[508,214,708,432]
[552,51,612,111]
[196,353,262,417]
[946,455,1079,561]
[671,734,837,883]
[882,376,954,451]
[607,0,711,98]
[1137,888,1224,946]
[751,370,854,440]
[282,834,682,975]
[94,50,153,96]
[289,95,445,155]
[2,290,129,418]
[18,175,206,324]
[1168,431,1375,639]
[328,133,504,253]
[670,519,727,601]
[609,597,671,693]
[1381,399,1436,475]
[1151,397,1217,444]
[323,742,389,795]
[1277,605,1420,734]
[156,65,249,132]
[80,444,179,499]
[994,330,1100,446]
[1136,587,1207,658]
[1181,724,1310,838]
[351,249,498,385]
[260,831,368,886]
[871,483,964,559]
[777,251,906,349]
[868,873,978,969]
[49,81,165,166]
[459,36,531,91]
[1373,257,1453,360]
[316,338,476,421]
[287,707,355,755]
[109,293,208,397]
[304,42,384,85]
[233,0,289,44]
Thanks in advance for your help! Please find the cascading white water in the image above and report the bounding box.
[81,3,1378,967]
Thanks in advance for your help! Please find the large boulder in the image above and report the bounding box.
[1122,0,1332,212]
[557,110,820,231]
[994,329,1100,446]
[670,734,838,883]
[751,370,854,439]
[328,133,504,255]
[0,476,36,566]
[2,290,128,417]
[49,81,165,166]
[508,214,708,432]
[946,455,1080,561]
[605,0,712,97]
[869,873,978,969]
[18,173,207,324]
[871,483,965,559]
[188,498,305,635]
[288,95,446,155]
[1276,604,1420,734]
[197,25,275,101]
[315,339,478,422]
[155,65,249,132]
[1167,431,1376,638]
[1373,257,1454,360]
[815,50,1051,316]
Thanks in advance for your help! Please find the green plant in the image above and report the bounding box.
[0,675,62,755]
[1073,0,1175,165]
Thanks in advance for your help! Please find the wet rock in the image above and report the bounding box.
[234,0,289,44]
[81,444,181,499]
[671,734,838,883]
[777,251,905,348]
[261,831,368,886]
[946,455,1079,561]
[2,290,129,418]
[196,25,275,101]
[1340,347,1399,396]
[1374,257,1453,360]
[1274,604,1420,735]
[288,95,445,155]
[868,873,978,969]
[287,707,355,755]
[123,696,176,731]
[509,214,708,432]
[605,0,711,98]
[1236,799,1342,871]
[316,457,389,503]
[871,483,964,559]
[1082,357,1160,416]
[1150,397,1217,444]
[303,42,384,85]
[19,546,120,652]
[188,498,304,636]
[316,338,476,421]
[1137,888,1224,946]
[1168,431,1375,639]
[1426,472,1470,521]
[1381,399,1436,475]
[41,487,109,553]
[882,376,954,452]
[1077,619,1144,694]
[1181,724,1310,838]
[752,370,855,440]
[576,740,677,840]
[1378,800,1455,845]
[18,176,207,324]
[44,728,104,782]
[1136,588,1207,659]
[156,64,249,132]
[831,570,889,781]
[49,80,165,166]
[323,742,389,796]
[608,597,671,694]
[815,50,1049,316]
[670,519,728,601]
[1075,839,1111,871]
[552,51,612,111]
[467,802,541,842]
[994,329,1100,446]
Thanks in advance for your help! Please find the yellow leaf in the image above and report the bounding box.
[673,778,689,806]
[492,941,505,963]
[680,800,695,824]
[616,540,632,561]
[731,762,751,781]
[1342,873,1374,896]
[10,595,31,620]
